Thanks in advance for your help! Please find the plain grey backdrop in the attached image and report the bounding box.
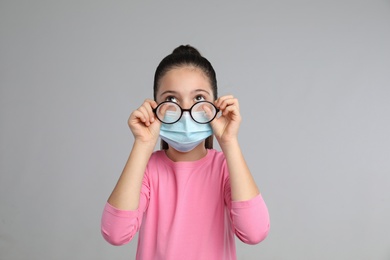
[1,1,389,259]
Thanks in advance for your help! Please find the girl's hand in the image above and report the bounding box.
[211,95,242,146]
[128,99,161,145]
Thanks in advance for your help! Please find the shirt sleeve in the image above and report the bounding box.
[101,175,150,246]
[100,202,140,245]
[221,152,270,245]
[230,194,270,244]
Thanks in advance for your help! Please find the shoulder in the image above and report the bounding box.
[207,150,230,184]
[207,149,226,162]
[144,150,165,170]
[146,150,167,167]
[150,150,165,161]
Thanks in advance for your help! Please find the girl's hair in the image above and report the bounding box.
[153,45,218,150]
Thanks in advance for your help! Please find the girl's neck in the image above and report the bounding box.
[165,143,208,162]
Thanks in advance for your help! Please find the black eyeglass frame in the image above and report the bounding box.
[153,101,220,124]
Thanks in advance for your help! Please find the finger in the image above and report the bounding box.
[222,104,236,116]
[129,110,146,125]
[142,99,160,123]
[215,95,237,109]
[202,104,215,121]
[218,98,239,111]
[155,102,179,122]
[146,99,158,109]
[143,99,158,123]
[215,95,234,108]
[138,106,152,126]
[147,99,159,113]
[222,105,242,124]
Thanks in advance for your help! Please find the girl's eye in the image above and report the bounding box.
[166,96,178,103]
[194,95,205,102]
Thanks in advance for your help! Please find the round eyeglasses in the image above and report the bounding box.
[153,101,219,124]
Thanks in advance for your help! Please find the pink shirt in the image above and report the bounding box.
[101,149,270,260]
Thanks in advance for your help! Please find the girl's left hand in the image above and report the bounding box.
[211,95,242,146]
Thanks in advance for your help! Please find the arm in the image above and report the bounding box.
[213,95,259,201]
[107,140,154,210]
[107,99,160,210]
[230,194,270,244]
[214,95,269,243]
[220,139,259,201]
[102,99,160,244]
[101,201,141,245]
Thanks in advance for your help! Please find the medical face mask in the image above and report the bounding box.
[159,111,213,152]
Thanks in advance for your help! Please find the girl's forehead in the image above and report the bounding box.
[163,66,208,81]
[158,67,212,94]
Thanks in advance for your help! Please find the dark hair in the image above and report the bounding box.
[153,45,218,150]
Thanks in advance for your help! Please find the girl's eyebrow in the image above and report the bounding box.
[192,89,211,95]
[160,89,211,96]
[160,90,178,97]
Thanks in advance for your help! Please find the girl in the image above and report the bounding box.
[101,45,270,260]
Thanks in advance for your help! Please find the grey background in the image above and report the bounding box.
[1,1,389,259]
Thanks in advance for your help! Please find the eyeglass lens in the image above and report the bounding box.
[155,101,217,124]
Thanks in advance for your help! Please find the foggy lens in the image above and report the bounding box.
[156,102,181,123]
[191,102,217,123]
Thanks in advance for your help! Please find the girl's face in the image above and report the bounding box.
[156,66,215,108]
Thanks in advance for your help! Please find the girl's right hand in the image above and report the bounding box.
[128,99,161,145]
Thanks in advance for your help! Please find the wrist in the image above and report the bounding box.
[133,138,157,151]
[218,137,240,152]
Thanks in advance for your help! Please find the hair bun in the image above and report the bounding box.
[172,45,202,57]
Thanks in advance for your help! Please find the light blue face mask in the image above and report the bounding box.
[159,111,213,152]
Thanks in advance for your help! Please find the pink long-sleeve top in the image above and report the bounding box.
[101,149,270,260]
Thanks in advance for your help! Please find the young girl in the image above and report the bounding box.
[101,45,270,259]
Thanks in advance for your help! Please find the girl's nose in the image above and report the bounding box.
[181,100,192,110]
